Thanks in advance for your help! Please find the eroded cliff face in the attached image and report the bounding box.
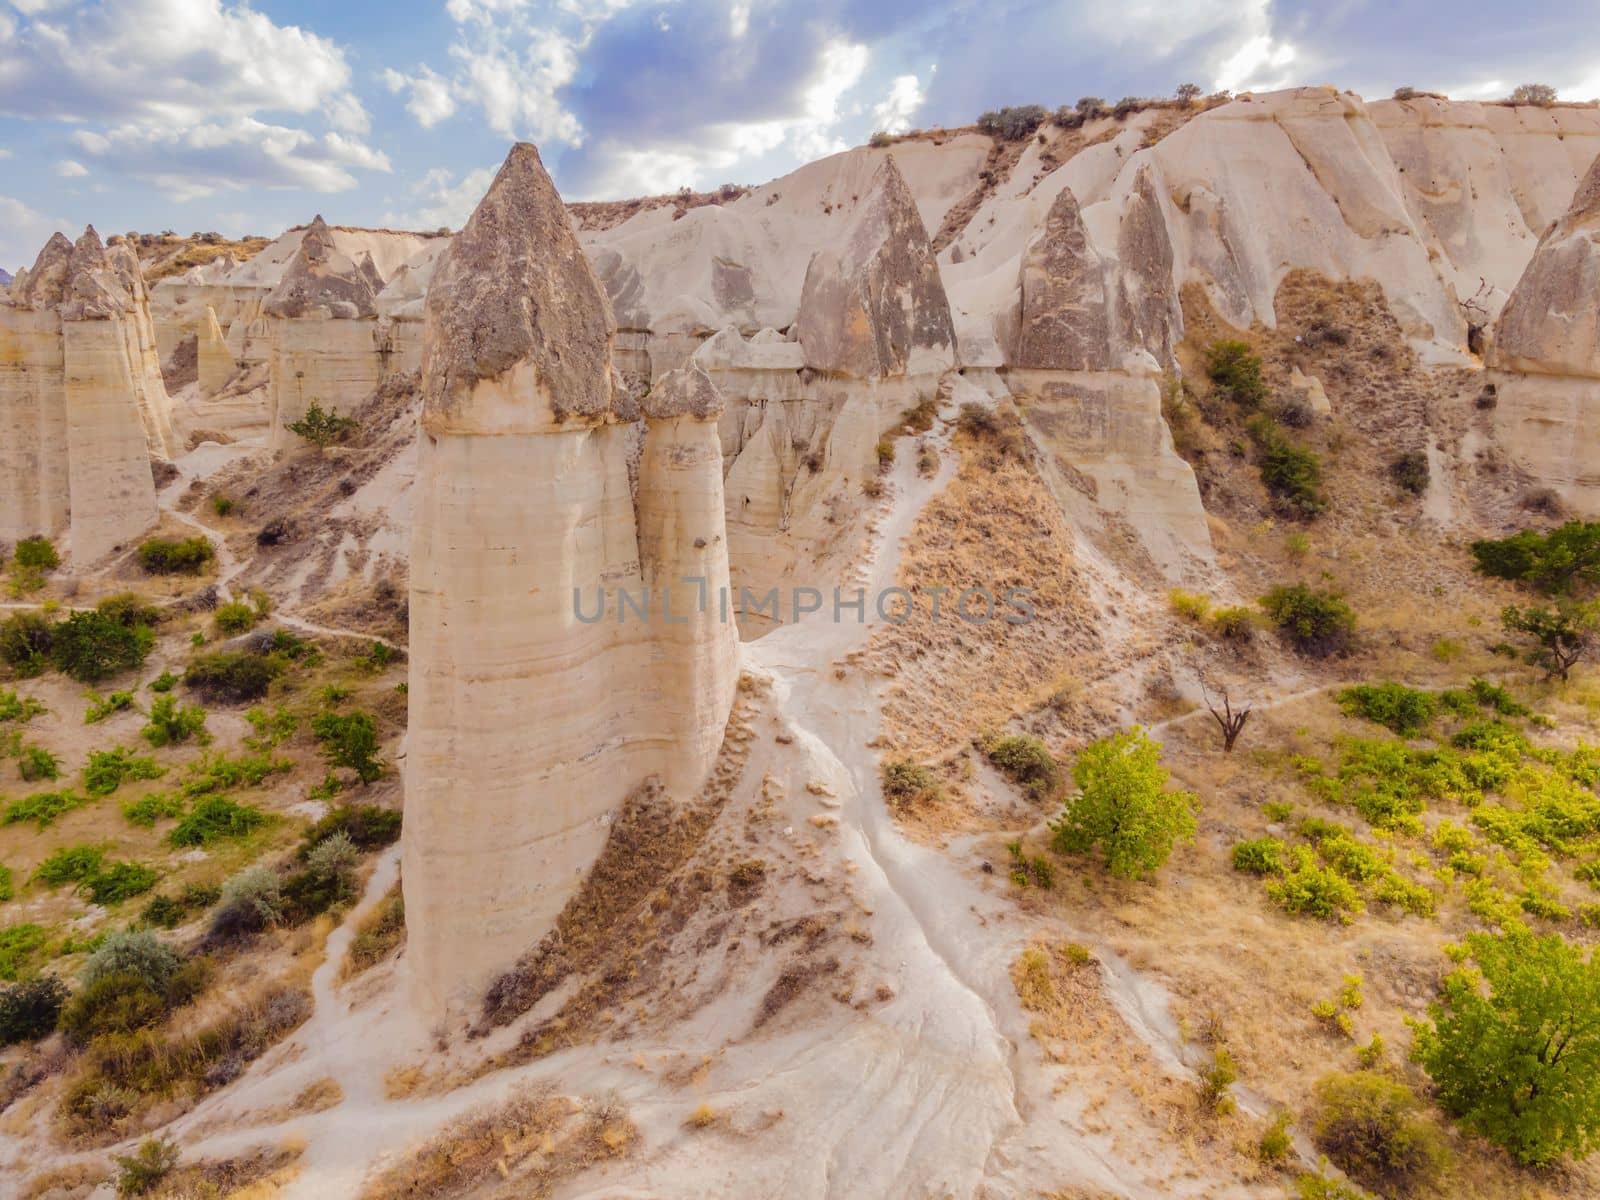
[404,144,738,1015]
[1488,156,1600,512]
[0,226,171,561]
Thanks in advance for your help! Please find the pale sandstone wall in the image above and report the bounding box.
[0,306,70,544]
[266,318,403,448]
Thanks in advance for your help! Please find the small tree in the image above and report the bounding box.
[1175,82,1202,104]
[1501,601,1598,680]
[1051,728,1197,880]
[1201,681,1252,752]
[1075,96,1105,117]
[1204,339,1268,408]
[287,399,358,450]
[115,1136,180,1196]
[1261,584,1357,657]
[1413,931,1600,1165]
[1509,83,1557,106]
[312,710,383,784]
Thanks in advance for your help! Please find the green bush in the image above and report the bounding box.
[1051,728,1196,880]
[81,929,181,991]
[136,536,215,575]
[1471,521,1600,594]
[286,399,358,449]
[881,759,943,809]
[0,863,10,901]
[0,973,67,1044]
[35,844,105,887]
[1205,339,1268,408]
[297,803,401,857]
[0,687,46,723]
[1261,584,1357,657]
[975,104,1048,139]
[83,862,158,906]
[139,882,220,930]
[212,600,258,635]
[210,865,285,939]
[311,710,383,784]
[0,923,47,980]
[60,971,164,1045]
[183,649,284,703]
[0,611,53,677]
[984,734,1061,800]
[141,695,207,747]
[1266,847,1364,921]
[114,1136,180,1196]
[1501,601,1598,681]
[85,689,138,723]
[168,795,267,847]
[1414,931,1600,1165]
[121,792,184,828]
[52,611,153,682]
[17,744,59,781]
[3,789,86,828]
[180,750,289,798]
[96,593,162,630]
[1312,1072,1446,1194]
[83,748,164,796]
[1389,451,1430,496]
[1337,683,1438,737]
[1231,837,1286,875]
[12,535,59,571]
[1250,416,1327,518]
[148,671,177,694]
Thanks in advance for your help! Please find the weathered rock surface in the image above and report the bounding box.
[1,227,171,560]
[1489,154,1600,512]
[405,144,737,1015]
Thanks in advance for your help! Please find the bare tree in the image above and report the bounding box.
[1200,678,1252,753]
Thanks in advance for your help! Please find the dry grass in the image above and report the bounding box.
[360,1089,636,1200]
[344,881,405,977]
[20,1160,110,1199]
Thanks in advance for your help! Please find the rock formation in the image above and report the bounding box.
[404,144,738,1015]
[1489,154,1600,513]
[196,305,234,395]
[1,227,171,561]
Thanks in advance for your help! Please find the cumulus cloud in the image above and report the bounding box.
[69,118,392,202]
[54,158,87,177]
[382,163,499,230]
[383,65,458,128]
[873,73,926,135]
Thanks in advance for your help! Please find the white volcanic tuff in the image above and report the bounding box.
[1488,155,1600,513]
[0,227,172,561]
[405,144,738,1015]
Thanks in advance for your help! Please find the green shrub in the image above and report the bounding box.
[1205,339,1268,408]
[212,600,258,635]
[168,795,267,847]
[121,792,184,828]
[139,882,219,930]
[96,593,162,630]
[0,973,67,1044]
[114,1135,180,1196]
[1266,847,1364,921]
[84,862,158,906]
[84,689,138,723]
[1337,683,1438,737]
[148,671,177,694]
[1198,1046,1238,1111]
[1468,677,1530,718]
[81,929,181,991]
[1231,837,1286,875]
[286,399,358,449]
[136,536,215,575]
[183,649,283,703]
[52,611,153,683]
[60,971,164,1045]
[985,734,1061,800]
[3,789,86,828]
[1258,1110,1294,1162]
[210,866,285,939]
[1261,584,1357,657]
[975,103,1047,139]
[1312,1072,1446,1194]
[1249,416,1327,518]
[35,844,105,887]
[283,834,359,922]
[141,694,207,747]
[882,759,943,809]
[1005,841,1055,888]
[0,687,46,723]
[180,750,289,798]
[0,863,10,901]
[83,748,164,796]
[0,611,53,677]
[1209,606,1256,642]
[311,710,383,784]
[1051,728,1196,880]
[17,744,59,781]
[1415,930,1600,1165]
[347,887,405,973]
[297,803,401,857]
[13,535,59,571]
[1471,521,1600,594]
[0,923,47,979]
[211,495,235,517]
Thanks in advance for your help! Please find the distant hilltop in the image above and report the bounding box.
[0,268,12,286]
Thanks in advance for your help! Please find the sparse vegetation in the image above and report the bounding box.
[17,744,59,781]
[1051,728,1196,880]
[1249,415,1327,518]
[0,973,67,1044]
[212,600,259,635]
[881,758,943,810]
[1312,1072,1447,1194]
[311,709,383,784]
[1205,339,1268,409]
[1501,601,1599,680]
[168,795,268,847]
[1337,683,1438,737]
[976,104,1048,139]
[141,694,208,747]
[1509,83,1557,106]
[287,399,358,449]
[136,536,215,575]
[983,734,1061,800]
[1471,521,1600,594]
[83,747,164,796]
[114,1136,180,1196]
[1261,584,1357,657]
[1389,450,1429,496]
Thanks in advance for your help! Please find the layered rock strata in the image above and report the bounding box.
[404,144,738,1015]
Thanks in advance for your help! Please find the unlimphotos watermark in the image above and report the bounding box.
[573,579,1035,625]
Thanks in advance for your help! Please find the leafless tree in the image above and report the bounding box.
[1200,678,1252,753]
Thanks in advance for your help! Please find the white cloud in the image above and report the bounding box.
[382,163,499,230]
[383,65,458,128]
[0,148,13,160]
[872,74,925,135]
[452,30,583,143]
[1214,34,1299,93]
[70,117,392,202]
[55,158,87,177]
[0,194,70,277]
[729,2,749,39]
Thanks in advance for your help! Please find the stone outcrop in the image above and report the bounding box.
[1488,154,1600,512]
[196,305,234,395]
[404,144,738,1015]
[1,227,171,561]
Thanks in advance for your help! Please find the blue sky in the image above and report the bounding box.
[1,0,1598,272]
